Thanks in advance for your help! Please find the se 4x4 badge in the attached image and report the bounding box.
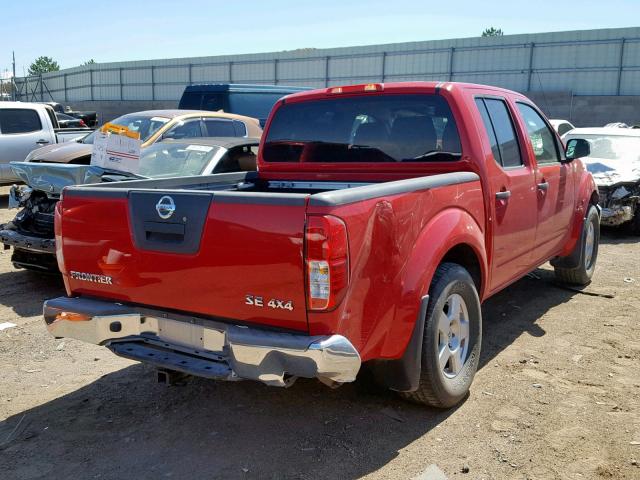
[245,295,294,311]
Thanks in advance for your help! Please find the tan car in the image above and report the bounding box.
[24,110,262,164]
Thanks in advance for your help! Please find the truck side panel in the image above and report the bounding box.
[306,179,486,361]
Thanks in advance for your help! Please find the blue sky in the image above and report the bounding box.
[1,0,639,76]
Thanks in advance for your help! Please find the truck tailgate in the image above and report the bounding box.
[58,190,310,332]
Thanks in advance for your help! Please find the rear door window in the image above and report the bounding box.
[0,109,42,134]
[263,94,461,163]
[475,99,501,165]
[483,98,523,168]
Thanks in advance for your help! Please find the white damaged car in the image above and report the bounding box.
[563,128,640,234]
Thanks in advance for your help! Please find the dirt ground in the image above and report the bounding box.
[0,194,638,480]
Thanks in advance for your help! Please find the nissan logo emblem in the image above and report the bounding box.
[155,195,176,220]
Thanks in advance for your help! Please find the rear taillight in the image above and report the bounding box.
[79,120,86,127]
[54,198,69,294]
[305,215,349,311]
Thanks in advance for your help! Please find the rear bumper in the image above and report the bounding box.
[43,296,361,386]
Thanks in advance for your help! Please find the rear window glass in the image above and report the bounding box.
[203,118,237,137]
[263,94,461,163]
[0,109,42,134]
[228,93,285,121]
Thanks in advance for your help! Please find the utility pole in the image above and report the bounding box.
[12,51,16,101]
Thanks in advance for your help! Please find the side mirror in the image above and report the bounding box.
[564,138,590,161]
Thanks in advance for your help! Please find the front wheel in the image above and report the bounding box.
[401,262,482,408]
[554,204,600,285]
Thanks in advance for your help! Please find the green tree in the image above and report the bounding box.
[82,59,96,66]
[481,27,504,37]
[27,56,60,76]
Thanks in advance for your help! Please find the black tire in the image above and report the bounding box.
[554,204,600,285]
[401,262,482,408]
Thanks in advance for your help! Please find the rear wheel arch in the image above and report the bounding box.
[439,243,484,298]
[365,209,486,392]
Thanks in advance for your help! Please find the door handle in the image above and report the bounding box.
[495,190,511,200]
[35,139,50,145]
[537,181,549,191]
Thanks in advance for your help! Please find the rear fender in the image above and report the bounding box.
[369,207,487,391]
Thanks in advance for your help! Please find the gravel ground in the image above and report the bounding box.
[0,195,638,480]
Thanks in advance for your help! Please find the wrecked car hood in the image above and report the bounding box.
[10,162,105,195]
[26,142,92,163]
[583,156,640,187]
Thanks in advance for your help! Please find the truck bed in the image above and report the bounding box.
[59,170,480,335]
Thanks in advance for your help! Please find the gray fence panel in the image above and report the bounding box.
[191,64,230,83]
[13,27,640,103]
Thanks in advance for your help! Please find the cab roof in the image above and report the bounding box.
[279,81,527,103]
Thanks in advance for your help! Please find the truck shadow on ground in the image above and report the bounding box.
[0,269,64,317]
[0,267,582,479]
[599,227,639,245]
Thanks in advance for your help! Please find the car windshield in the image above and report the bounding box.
[137,143,222,178]
[108,114,170,142]
[80,131,95,144]
[564,134,640,161]
[263,94,462,163]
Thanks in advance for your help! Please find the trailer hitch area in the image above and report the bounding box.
[157,368,192,386]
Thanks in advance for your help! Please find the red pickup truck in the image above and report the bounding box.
[44,82,599,408]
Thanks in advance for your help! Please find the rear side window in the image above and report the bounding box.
[203,118,237,137]
[475,99,501,164]
[0,109,42,134]
[475,98,523,168]
[179,92,203,109]
[163,119,203,140]
[263,94,461,163]
[201,94,224,112]
[228,93,285,120]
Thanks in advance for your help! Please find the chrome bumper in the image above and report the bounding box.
[43,297,361,387]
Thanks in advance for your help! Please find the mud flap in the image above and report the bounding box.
[368,295,429,392]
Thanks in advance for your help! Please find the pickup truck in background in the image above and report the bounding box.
[38,102,98,128]
[45,82,599,408]
[0,102,91,183]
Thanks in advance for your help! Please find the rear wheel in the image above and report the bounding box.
[554,204,599,285]
[401,263,482,408]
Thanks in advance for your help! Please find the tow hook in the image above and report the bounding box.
[156,368,191,386]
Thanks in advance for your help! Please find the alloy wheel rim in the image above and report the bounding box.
[584,221,595,269]
[437,293,470,378]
